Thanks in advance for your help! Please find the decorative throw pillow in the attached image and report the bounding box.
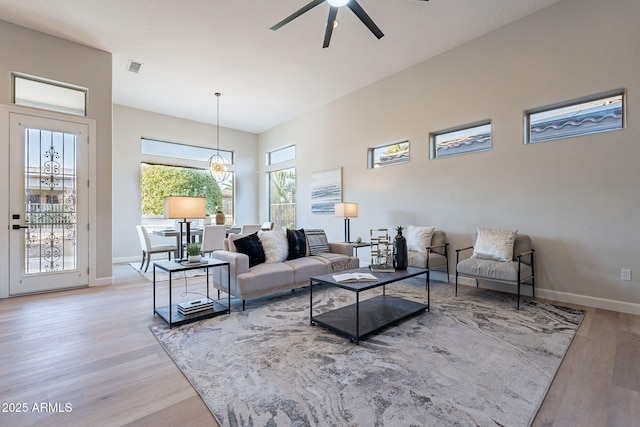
[258,229,288,263]
[286,228,307,260]
[472,227,518,262]
[406,225,435,253]
[233,232,266,268]
[304,229,330,255]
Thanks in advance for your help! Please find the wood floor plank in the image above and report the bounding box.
[0,263,638,426]
[612,331,640,393]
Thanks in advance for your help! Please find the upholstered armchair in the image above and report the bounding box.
[405,226,449,285]
[455,227,535,309]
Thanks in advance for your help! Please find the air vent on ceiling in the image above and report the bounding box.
[127,60,142,73]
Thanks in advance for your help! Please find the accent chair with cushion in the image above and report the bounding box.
[136,225,177,272]
[406,225,449,285]
[455,227,535,309]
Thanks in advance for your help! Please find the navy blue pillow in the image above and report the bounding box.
[286,228,306,260]
[234,232,265,268]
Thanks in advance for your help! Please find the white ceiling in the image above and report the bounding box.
[0,0,563,134]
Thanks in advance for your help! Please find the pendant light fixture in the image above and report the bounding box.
[208,92,230,183]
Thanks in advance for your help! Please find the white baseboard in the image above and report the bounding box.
[446,275,640,315]
[92,276,113,287]
[535,288,640,315]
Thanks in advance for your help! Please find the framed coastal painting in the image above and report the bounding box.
[311,168,342,213]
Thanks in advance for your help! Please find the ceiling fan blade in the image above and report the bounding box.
[322,6,339,48]
[347,0,384,40]
[270,0,326,31]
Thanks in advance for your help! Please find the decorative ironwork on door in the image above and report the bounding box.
[23,128,78,273]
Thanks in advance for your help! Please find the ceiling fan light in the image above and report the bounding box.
[327,0,350,7]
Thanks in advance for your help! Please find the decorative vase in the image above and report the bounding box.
[188,255,201,263]
[393,229,408,270]
[215,211,225,225]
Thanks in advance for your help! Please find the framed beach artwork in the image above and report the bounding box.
[311,168,342,213]
[430,120,492,159]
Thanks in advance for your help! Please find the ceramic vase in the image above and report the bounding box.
[393,229,408,270]
[215,211,225,225]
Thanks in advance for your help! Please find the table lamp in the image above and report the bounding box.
[164,196,206,261]
[335,202,358,243]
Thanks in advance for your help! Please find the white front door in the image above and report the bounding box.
[9,113,89,295]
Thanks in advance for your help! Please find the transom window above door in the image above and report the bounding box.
[13,74,87,116]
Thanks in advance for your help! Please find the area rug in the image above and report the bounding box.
[150,278,584,427]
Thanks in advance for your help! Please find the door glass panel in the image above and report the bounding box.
[24,128,77,273]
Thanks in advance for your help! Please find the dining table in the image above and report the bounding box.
[152,226,242,257]
[152,228,203,258]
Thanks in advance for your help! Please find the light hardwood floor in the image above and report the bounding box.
[0,263,638,426]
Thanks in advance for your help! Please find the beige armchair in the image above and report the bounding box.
[455,228,535,309]
[407,228,449,286]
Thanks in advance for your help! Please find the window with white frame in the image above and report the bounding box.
[267,145,295,165]
[269,167,296,229]
[525,90,624,144]
[430,121,492,159]
[140,138,235,226]
[142,138,233,164]
[13,74,87,116]
[368,140,410,169]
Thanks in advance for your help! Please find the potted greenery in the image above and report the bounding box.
[186,243,202,263]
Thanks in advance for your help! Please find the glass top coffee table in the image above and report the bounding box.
[309,266,430,344]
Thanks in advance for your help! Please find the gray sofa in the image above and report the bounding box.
[211,229,359,309]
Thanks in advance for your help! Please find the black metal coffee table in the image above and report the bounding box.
[309,266,429,344]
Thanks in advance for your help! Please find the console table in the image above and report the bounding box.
[309,266,429,344]
[153,258,230,328]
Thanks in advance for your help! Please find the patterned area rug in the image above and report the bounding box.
[150,278,584,427]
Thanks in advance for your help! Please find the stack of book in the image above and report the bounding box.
[178,298,214,315]
[369,264,395,273]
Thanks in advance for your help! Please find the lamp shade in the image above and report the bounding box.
[335,202,358,218]
[163,196,206,219]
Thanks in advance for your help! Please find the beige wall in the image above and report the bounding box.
[0,19,113,292]
[258,0,640,313]
[112,105,259,261]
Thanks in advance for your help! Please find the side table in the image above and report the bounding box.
[153,258,231,328]
[349,241,371,257]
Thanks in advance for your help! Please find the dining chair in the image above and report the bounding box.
[261,221,275,231]
[201,225,226,256]
[136,225,178,272]
[240,224,262,235]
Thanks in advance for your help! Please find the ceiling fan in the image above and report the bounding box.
[271,0,429,48]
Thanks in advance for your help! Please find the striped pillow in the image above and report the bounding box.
[304,229,330,255]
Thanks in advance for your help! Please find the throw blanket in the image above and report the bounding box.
[317,252,352,272]
[304,229,353,271]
